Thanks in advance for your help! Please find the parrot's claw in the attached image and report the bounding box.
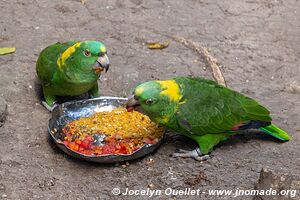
[41,101,58,112]
[193,155,210,161]
[172,148,210,161]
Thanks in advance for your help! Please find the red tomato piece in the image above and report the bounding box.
[102,145,115,155]
[85,135,94,142]
[75,140,82,145]
[63,141,69,146]
[144,137,156,144]
[81,136,93,149]
[68,142,76,149]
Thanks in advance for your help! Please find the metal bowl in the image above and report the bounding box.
[48,96,163,163]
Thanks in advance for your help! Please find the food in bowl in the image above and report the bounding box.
[61,107,164,155]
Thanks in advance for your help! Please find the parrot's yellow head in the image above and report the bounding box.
[126,80,183,125]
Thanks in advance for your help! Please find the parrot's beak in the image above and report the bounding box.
[94,54,110,74]
[125,95,140,112]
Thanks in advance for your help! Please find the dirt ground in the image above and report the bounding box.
[0,0,299,199]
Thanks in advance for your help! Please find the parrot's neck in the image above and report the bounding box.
[151,111,176,127]
[148,101,179,126]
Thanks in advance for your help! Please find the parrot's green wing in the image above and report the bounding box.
[174,77,272,135]
[36,41,76,86]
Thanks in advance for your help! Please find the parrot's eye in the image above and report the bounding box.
[84,49,91,57]
[145,99,154,105]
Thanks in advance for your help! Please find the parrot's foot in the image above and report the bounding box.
[172,148,210,161]
[41,101,58,112]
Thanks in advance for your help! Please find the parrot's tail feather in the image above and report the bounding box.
[259,124,290,141]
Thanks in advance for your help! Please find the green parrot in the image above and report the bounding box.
[36,41,110,111]
[126,77,290,161]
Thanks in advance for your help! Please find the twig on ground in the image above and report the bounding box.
[80,0,88,5]
[170,36,227,87]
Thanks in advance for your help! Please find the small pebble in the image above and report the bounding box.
[2,194,7,198]
[147,158,154,165]
[148,183,154,189]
